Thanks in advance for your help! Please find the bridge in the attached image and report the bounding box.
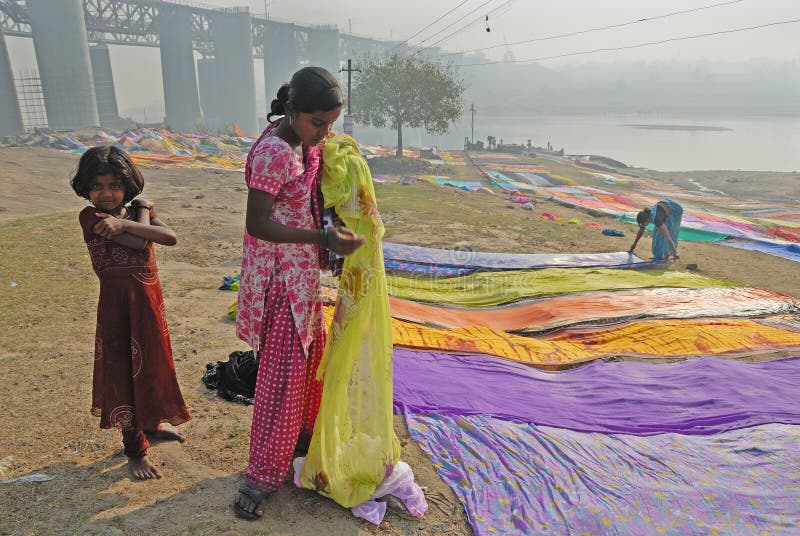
[0,0,399,135]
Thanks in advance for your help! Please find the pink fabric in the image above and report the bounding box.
[236,124,324,356]
[292,459,428,525]
[245,278,324,493]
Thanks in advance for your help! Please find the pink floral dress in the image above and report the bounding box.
[236,125,324,357]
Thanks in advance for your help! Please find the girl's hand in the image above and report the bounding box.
[328,228,365,256]
[93,212,128,239]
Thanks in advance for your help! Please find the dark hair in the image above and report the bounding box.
[71,145,144,204]
[268,66,343,123]
[636,209,651,227]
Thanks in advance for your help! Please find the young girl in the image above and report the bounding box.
[233,66,364,519]
[71,146,191,480]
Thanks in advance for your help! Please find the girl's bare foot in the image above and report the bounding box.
[128,455,162,480]
[149,423,186,442]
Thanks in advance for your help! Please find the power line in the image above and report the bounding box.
[443,0,748,56]
[387,0,474,54]
[413,0,501,48]
[457,18,800,67]
[412,0,513,55]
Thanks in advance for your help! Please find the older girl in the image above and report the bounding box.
[233,66,364,519]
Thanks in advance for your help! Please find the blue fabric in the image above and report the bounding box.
[719,237,800,263]
[652,199,683,260]
[602,228,625,237]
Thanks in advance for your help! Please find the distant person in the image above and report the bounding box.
[232,66,364,519]
[629,200,684,261]
[71,146,190,480]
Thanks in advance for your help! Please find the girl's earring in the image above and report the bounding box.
[288,114,292,126]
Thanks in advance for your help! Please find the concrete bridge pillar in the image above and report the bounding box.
[89,43,120,126]
[27,0,99,129]
[212,9,258,135]
[0,31,24,136]
[263,21,298,104]
[307,26,340,77]
[157,5,203,132]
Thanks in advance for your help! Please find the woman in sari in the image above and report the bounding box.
[629,199,683,261]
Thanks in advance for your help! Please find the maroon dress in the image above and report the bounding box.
[80,205,190,457]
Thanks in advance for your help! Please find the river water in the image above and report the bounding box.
[349,114,800,172]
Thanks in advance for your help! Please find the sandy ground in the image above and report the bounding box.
[1,147,798,535]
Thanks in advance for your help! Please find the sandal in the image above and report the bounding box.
[233,482,270,520]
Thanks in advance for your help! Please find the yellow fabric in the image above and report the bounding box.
[233,301,800,366]
[299,134,400,507]
[387,269,739,307]
[386,314,800,366]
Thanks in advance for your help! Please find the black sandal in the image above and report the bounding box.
[233,482,269,520]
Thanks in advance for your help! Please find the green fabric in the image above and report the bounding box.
[616,215,728,242]
[387,268,740,307]
[299,134,400,507]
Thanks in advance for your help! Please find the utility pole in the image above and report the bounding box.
[340,59,360,135]
[470,103,476,144]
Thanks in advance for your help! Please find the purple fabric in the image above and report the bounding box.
[408,414,800,536]
[393,349,800,435]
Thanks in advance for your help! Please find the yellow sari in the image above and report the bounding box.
[298,134,401,507]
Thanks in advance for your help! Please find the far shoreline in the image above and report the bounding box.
[623,124,733,132]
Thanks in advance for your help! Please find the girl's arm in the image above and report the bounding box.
[93,207,178,249]
[246,189,363,255]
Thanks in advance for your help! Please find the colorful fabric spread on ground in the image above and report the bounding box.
[393,351,800,435]
[382,243,658,272]
[46,129,253,170]
[399,352,800,535]
[407,415,800,535]
[616,214,727,242]
[718,237,800,263]
[298,134,402,509]
[232,301,800,366]
[387,268,738,306]
[387,316,800,365]
[388,286,798,333]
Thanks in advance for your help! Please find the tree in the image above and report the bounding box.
[352,53,465,157]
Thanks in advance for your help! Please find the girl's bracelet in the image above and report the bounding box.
[320,229,329,247]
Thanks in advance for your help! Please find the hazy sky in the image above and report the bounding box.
[234,0,800,63]
[5,0,800,120]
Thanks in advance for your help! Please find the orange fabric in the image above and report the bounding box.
[232,123,247,137]
[387,287,798,333]
[323,307,800,366]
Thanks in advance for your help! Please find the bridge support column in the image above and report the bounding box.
[0,31,24,136]
[307,26,340,77]
[212,9,258,135]
[262,21,297,102]
[197,58,223,131]
[157,5,203,132]
[27,0,99,129]
[89,43,120,126]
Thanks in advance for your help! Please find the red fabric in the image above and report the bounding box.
[79,206,191,456]
[769,226,800,243]
[122,429,149,458]
[245,276,324,493]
